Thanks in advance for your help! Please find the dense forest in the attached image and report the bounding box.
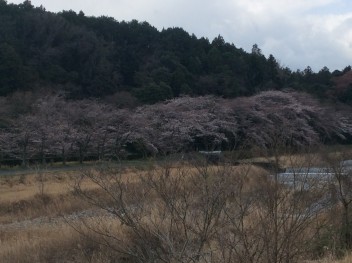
[1,0,352,104]
[1,0,352,164]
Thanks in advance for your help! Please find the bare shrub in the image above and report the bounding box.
[71,153,334,263]
[72,163,235,262]
[321,148,352,251]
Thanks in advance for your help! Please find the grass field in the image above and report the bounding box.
[0,164,147,262]
[1,152,352,262]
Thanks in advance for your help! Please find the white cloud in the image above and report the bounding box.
[6,0,352,71]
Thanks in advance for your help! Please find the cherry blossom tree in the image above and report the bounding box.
[228,90,352,149]
[0,128,11,167]
[1,91,352,164]
[9,115,37,166]
[131,96,238,154]
[66,100,105,163]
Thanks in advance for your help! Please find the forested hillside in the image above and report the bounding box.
[2,1,352,164]
[1,0,351,103]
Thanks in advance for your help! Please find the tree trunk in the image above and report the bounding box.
[343,203,352,249]
[79,147,83,164]
[41,141,46,165]
[22,145,27,167]
[62,147,66,165]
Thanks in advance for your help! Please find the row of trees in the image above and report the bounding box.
[0,1,351,103]
[1,91,351,166]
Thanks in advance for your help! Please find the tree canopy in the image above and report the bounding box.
[0,1,351,104]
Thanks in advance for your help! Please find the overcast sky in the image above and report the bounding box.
[7,0,352,71]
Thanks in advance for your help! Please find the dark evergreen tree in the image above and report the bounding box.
[0,1,350,104]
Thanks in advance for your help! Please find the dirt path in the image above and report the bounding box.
[0,164,97,177]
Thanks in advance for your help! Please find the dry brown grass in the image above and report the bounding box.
[0,220,124,263]
[0,168,140,263]
[0,161,350,263]
[331,254,352,263]
[0,171,100,224]
[0,168,143,202]
[0,163,261,262]
[307,253,352,263]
